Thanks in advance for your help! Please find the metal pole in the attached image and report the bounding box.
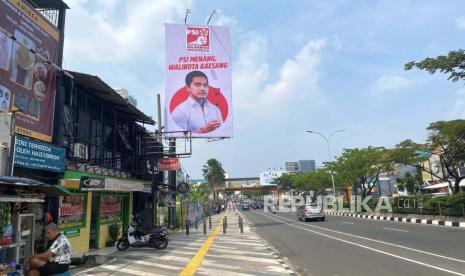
[203,219,207,235]
[326,138,336,198]
[157,94,162,142]
[209,215,212,229]
[239,216,243,233]
[185,219,189,235]
[168,139,176,230]
[222,217,226,234]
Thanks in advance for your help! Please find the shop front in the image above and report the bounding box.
[0,177,72,274]
[60,170,150,254]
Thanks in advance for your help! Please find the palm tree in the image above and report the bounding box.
[202,159,226,200]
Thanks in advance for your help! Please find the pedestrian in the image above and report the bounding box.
[26,223,71,276]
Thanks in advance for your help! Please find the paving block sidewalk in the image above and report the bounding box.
[72,210,294,276]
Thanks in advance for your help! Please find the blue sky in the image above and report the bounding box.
[63,0,465,178]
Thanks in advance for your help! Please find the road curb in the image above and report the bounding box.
[326,212,465,228]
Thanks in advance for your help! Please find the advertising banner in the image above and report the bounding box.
[0,0,60,142]
[164,24,232,138]
[99,195,122,224]
[58,195,86,230]
[259,171,283,186]
[158,158,179,171]
[13,135,65,172]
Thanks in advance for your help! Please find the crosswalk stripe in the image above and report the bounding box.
[100,264,166,276]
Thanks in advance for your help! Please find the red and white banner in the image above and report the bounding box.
[158,158,180,171]
[164,24,232,138]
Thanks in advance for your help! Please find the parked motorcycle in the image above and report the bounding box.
[116,217,168,251]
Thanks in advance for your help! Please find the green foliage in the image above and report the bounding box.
[396,172,422,195]
[393,193,465,216]
[189,182,210,202]
[202,159,226,200]
[272,173,295,190]
[405,49,465,82]
[108,223,121,245]
[329,147,394,197]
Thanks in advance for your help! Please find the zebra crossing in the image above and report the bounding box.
[73,212,295,275]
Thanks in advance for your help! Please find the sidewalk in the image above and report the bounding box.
[72,210,294,275]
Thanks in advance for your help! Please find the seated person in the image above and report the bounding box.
[26,223,71,276]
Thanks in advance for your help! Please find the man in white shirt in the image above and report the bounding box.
[171,71,222,134]
[26,223,71,276]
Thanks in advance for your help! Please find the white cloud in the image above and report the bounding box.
[332,34,342,51]
[448,88,465,118]
[456,17,465,29]
[64,0,191,64]
[371,74,411,95]
[233,35,325,111]
[210,11,238,27]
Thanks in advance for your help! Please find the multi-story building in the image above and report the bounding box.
[299,160,316,173]
[285,162,299,172]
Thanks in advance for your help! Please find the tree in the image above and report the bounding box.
[391,120,465,194]
[329,147,394,198]
[293,170,334,202]
[202,159,226,200]
[396,172,422,195]
[272,173,295,191]
[427,120,465,193]
[405,49,465,82]
[189,182,209,202]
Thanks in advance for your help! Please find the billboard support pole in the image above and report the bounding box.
[152,94,163,227]
[206,10,217,25]
[157,94,162,142]
[168,138,176,229]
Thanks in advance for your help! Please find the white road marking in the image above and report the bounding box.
[258,211,465,264]
[253,211,465,276]
[339,222,355,225]
[383,227,409,233]
[100,264,167,276]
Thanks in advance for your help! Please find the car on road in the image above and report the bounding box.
[297,203,325,221]
[242,203,250,211]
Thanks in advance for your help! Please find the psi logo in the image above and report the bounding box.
[186,27,210,52]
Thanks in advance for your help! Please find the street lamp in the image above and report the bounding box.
[305,129,346,197]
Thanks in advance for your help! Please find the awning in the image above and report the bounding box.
[0,197,45,203]
[422,182,449,189]
[66,71,155,125]
[0,176,74,196]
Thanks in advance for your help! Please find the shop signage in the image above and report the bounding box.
[13,135,65,172]
[63,228,80,238]
[105,178,145,192]
[158,158,179,171]
[79,176,146,192]
[79,176,105,191]
[58,195,85,229]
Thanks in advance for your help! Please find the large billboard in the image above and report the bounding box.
[260,171,283,186]
[0,0,60,142]
[164,24,232,138]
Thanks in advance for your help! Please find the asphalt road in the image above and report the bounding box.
[241,210,465,276]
